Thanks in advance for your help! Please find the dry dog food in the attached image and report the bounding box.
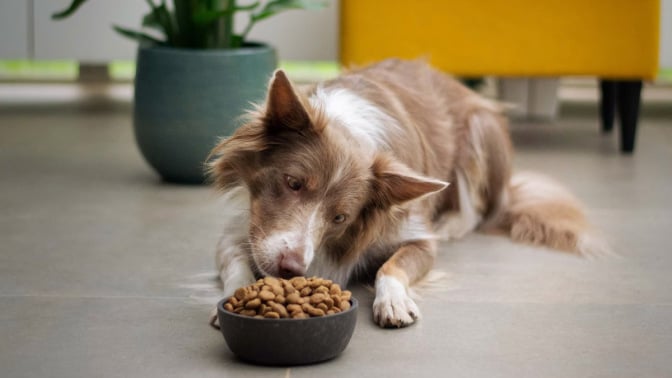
[223,276,352,319]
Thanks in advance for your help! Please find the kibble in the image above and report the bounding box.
[223,276,352,319]
[258,290,275,301]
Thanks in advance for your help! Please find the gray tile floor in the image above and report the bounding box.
[1,84,671,377]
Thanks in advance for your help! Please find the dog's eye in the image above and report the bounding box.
[285,175,302,191]
[333,214,346,224]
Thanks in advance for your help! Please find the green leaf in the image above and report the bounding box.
[192,10,230,27]
[142,1,175,43]
[112,25,165,45]
[142,11,162,30]
[230,34,243,48]
[251,0,327,23]
[52,0,89,19]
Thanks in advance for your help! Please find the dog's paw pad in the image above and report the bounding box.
[373,276,421,328]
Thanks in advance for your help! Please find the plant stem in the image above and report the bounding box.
[216,0,235,48]
[173,0,193,47]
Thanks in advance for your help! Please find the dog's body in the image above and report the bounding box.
[209,59,606,327]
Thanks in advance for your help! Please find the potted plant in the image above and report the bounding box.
[53,0,326,183]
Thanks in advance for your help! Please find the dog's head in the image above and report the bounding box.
[209,70,447,279]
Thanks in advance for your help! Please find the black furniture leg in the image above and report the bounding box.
[599,80,617,133]
[616,80,643,153]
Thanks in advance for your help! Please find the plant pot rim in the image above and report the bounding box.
[138,42,275,57]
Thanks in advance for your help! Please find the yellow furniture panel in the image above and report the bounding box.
[340,0,660,79]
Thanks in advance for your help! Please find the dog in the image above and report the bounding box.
[207,59,607,328]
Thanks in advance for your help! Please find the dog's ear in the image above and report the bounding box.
[265,70,314,132]
[207,121,267,191]
[370,155,449,207]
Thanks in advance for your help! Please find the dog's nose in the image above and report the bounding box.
[278,253,306,279]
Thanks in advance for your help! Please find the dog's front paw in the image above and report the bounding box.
[209,306,220,329]
[373,275,420,328]
[209,285,238,330]
[209,265,255,330]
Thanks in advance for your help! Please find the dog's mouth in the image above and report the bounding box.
[247,236,313,279]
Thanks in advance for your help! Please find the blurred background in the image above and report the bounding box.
[1,1,672,377]
[1,0,670,96]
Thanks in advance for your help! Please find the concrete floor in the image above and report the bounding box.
[1,84,671,377]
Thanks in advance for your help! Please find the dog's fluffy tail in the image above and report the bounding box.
[486,172,611,258]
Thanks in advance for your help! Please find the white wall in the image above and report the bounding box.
[244,1,339,61]
[0,1,30,58]
[33,0,144,62]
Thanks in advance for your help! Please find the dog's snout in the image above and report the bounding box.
[278,253,307,279]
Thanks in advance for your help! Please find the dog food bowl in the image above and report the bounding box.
[217,297,358,365]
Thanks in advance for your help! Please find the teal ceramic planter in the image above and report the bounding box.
[134,44,277,184]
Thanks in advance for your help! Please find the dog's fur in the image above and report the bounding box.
[208,59,607,328]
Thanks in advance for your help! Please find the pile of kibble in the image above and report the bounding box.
[223,276,352,319]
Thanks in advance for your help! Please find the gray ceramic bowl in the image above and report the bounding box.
[217,297,358,366]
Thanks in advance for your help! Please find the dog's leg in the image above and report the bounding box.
[209,242,255,329]
[373,240,435,328]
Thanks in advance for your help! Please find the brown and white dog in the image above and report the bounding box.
[208,59,607,328]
